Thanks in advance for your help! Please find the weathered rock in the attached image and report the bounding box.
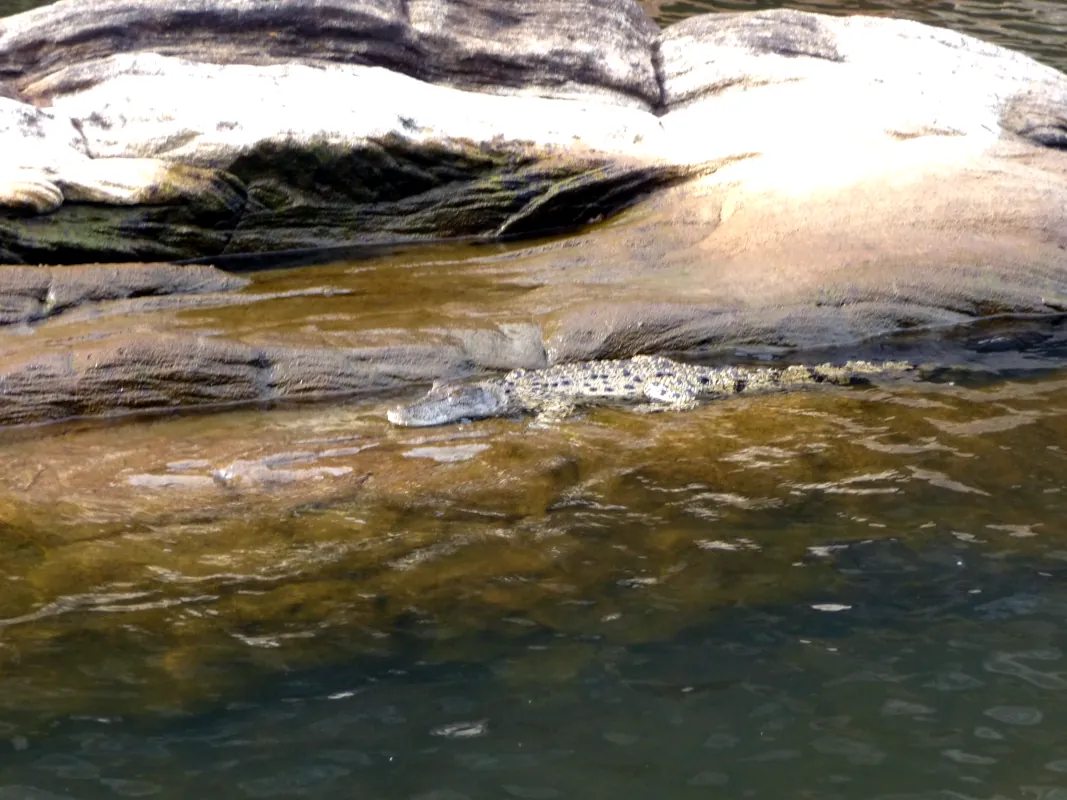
[0,0,668,259]
[0,0,658,107]
[1,49,695,259]
[658,9,1067,109]
[1,1,1065,266]
[537,139,1067,360]
[0,95,81,214]
[0,0,1064,428]
[656,9,1067,165]
[0,262,247,325]
[0,92,249,218]
[405,0,659,105]
[0,320,549,426]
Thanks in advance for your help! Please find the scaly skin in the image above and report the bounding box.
[387,355,914,427]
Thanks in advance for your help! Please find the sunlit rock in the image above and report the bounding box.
[0,169,62,214]
[42,54,664,166]
[0,0,1059,264]
[0,95,80,213]
[0,91,246,220]
[0,0,660,107]
[0,0,1065,423]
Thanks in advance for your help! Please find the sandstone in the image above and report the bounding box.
[0,0,658,106]
[0,0,1064,268]
[0,0,1064,428]
[0,319,549,426]
[0,262,247,325]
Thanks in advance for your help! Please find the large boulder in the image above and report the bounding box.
[0,0,660,106]
[0,0,1064,427]
[0,0,674,261]
[0,2,1063,263]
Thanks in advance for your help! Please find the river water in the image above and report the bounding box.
[2,1,1067,798]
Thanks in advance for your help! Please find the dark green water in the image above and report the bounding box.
[4,534,1067,798]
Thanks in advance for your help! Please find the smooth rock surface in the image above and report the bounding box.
[536,139,1067,359]
[0,0,1064,429]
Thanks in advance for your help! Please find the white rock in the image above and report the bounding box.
[44,54,666,167]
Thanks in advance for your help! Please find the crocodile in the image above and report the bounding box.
[386,355,915,427]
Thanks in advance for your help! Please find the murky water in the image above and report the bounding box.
[0,314,1066,797]
[2,0,1067,797]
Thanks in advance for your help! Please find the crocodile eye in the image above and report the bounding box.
[698,376,709,384]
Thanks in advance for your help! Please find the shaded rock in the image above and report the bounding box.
[0,193,246,264]
[0,262,248,326]
[448,323,547,371]
[1001,85,1067,150]
[0,0,415,96]
[0,327,546,426]
[658,8,846,109]
[221,138,700,249]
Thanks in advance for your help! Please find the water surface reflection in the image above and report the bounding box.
[2,538,1067,799]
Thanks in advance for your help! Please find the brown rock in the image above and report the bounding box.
[0,262,248,325]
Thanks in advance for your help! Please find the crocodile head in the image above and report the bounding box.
[387,381,510,427]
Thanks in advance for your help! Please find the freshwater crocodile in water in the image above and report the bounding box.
[386,355,915,427]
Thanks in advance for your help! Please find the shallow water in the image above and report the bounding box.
[1,0,1067,797]
[0,317,1066,797]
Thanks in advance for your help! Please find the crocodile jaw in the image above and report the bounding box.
[387,382,511,427]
